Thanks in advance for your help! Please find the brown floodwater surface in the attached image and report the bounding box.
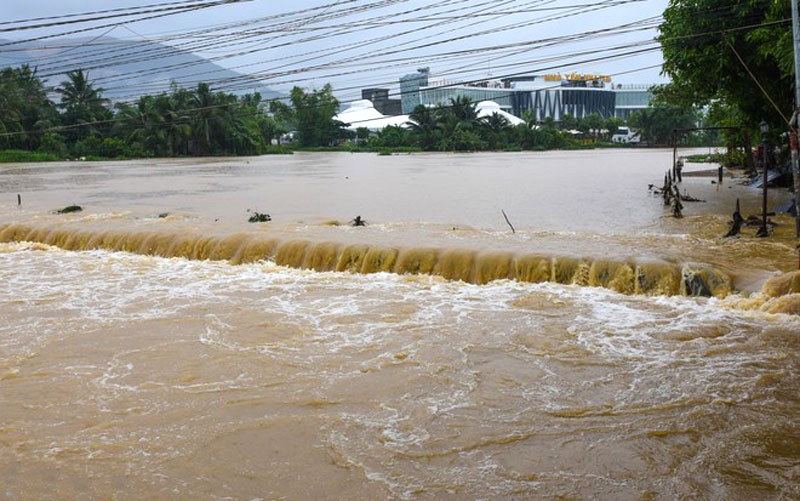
[1,150,799,499]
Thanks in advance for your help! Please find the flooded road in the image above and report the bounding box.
[1,150,799,499]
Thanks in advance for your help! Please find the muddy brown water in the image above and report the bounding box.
[1,150,799,499]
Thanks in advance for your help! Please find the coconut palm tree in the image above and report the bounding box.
[406,104,440,150]
[479,112,512,150]
[0,65,57,150]
[56,69,110,140]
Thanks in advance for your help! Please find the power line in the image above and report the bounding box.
[0,0,251,47]
[0,1,252,33]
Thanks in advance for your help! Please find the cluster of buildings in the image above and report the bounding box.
[335,67,654,131]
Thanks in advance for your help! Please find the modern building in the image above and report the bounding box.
[612,84,654,120]
[361,88,401,116]
[419,82,514,112]
[399,68,654,122]
[399,67,430,114]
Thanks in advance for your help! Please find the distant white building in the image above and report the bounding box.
[334,100,409,132]
[399,67,655,122]
[475,101,525,126]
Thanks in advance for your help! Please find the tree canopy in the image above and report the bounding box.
[1,63,711,158]
[657,0,794,132]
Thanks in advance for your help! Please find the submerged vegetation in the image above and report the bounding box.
[247,211,271,223]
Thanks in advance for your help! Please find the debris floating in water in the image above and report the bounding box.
[56,205,83,214]
[246,208,271,223]
[248,212,271,223]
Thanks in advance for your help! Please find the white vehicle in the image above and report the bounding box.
[611,126,640,144]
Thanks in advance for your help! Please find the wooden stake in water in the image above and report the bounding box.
[501,209,516,233]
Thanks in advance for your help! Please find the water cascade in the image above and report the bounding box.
[0,222,743,299]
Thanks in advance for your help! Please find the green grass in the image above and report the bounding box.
[0,150,61,162]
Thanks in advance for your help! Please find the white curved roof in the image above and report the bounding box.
[476,101,525,126]
[335,99,525,131]
[335,100,409,131]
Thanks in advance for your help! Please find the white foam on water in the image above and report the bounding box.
[2,244,799,498]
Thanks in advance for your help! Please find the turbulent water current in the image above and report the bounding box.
[1,150,799,499]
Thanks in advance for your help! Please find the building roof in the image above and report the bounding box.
[335,100,409,131]
[336,99,526,131]
[476,101,525,126]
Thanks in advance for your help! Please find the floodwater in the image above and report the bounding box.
[1,150,799,499]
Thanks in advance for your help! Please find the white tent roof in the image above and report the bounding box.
[335,99,526,131]
[335,100,409,131]
[475,101,525,126]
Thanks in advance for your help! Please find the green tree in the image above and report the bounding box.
[604,116,625,140]
[559,113,578,131]
[479,112,512,150]
[371,125,407,148]
[658,0,792,132]
[512,123,566,150]
[355,127,371,144]
[56,69,111,142]
[629,103,698,146]
[436,96,479,139]
[240,92,277,153]
[121,92,190,157]
[584,113,605,139]
[0,65,58,150]
[406,104,440,150]
[289,84,344,147]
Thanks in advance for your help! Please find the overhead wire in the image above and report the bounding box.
[45,0,649,93]
[0,1,252,33]
[1,0,782,137]
[0,0,251,48]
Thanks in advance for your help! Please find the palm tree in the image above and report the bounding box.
[115,97,165,156]
[448,95,478,124]
[56,69,110,141]
[479,112,511,150]
[0,65,58,150]
[406,104,439,150]
[189,83,218,155]
[434,96,479,145]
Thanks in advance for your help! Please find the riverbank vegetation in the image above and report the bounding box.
[1,64,719,161]
[658,0,793,142]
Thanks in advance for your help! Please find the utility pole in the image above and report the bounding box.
[792,0,800,236]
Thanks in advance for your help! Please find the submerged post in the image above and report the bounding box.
[725,198,745,237]
[501,209,516,233]
[757,120,770,237]
[17,194,21,206]
[672,130,678,179]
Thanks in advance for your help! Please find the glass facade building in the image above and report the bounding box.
[612,85,653,120]
[399,70,654,122]
[399,68,430,114]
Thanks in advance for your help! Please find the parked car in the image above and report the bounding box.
[611,126,640,144]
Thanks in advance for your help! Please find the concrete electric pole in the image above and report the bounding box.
[792,0,800,236]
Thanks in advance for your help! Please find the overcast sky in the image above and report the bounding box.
[2,0,670,101]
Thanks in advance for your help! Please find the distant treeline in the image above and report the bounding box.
[0,65,710,160]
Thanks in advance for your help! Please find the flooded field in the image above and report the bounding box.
[1,150,799,499]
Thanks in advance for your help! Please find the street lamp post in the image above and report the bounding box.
[757,120,770,238]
